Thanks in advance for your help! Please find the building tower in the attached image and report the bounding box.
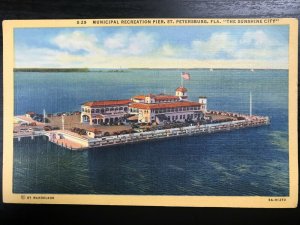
[175,87,188,100]
[199,96,207,112]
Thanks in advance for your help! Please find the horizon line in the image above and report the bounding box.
[14,67,288,70]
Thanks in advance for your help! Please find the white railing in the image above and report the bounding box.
[87,117,269,148]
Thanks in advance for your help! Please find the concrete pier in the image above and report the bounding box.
[14,113,270,150]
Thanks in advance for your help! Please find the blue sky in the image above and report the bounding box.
[14,25,289,69]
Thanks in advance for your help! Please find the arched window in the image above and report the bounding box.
[91,109,95,113]
[96,109,100,113]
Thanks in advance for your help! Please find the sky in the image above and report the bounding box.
[14,25,289,69]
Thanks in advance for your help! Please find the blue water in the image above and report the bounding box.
[13,69,289,196]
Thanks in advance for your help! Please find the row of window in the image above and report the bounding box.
[82,107,128,114]
[147,113,202,122]
[167,113,200,121]
[139,106,201,114]
[152,99,179,103]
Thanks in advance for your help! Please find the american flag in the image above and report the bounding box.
[181,72,190,80]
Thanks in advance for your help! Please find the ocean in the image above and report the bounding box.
[13,69,289,196]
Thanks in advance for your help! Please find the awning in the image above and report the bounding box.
[128,115,138,121]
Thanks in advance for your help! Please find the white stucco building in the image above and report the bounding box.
[80,86,207,125]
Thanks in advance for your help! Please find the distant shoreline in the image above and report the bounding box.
[14,68,89,72]
[14,68,287,72]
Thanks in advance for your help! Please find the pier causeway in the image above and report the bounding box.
[14,112,270,150]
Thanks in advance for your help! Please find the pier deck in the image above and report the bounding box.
[14,112,270,150]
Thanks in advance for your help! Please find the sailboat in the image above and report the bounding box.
[250,68,254,72]
[210,68,213,72]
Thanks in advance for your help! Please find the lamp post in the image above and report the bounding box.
[62,114,66,130]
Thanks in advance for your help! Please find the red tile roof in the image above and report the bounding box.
[84,99,132,107]
[130,101,202,110]
[132,95,146,100]
[155,95,180,101]
[176,87,187,92]
[133,94,180,101]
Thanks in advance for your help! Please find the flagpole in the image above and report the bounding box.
[250,91,252,117]
[181,73,183,87]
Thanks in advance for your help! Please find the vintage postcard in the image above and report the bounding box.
[2,18,298,207]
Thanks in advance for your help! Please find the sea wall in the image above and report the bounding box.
[87,116,269,149]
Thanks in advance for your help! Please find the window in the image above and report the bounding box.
[91,109,95,113]
[105,108,109,111]
[96,109,99,113]
[183,115,185,119]
[180,115,182,119]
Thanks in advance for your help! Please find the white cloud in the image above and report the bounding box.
[52,31,100,53]
[192,32,236,57]
[15,29,288,69]
[15,45,69,67]
[160,43,185,57]
[104,31,155,55]
[126,32,155,55]
[240,30,272,47]
[104,32,129,49]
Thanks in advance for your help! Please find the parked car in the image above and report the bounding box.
[44,125,52,131]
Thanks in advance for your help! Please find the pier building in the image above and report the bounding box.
[81,99,131,125]
[80,87,207,125]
